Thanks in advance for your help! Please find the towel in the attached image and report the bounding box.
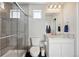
[64,25,69,32]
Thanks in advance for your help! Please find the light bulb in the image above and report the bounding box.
[58,5,61,8]
[53,5,57,8]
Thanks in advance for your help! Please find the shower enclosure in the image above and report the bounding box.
[0,2,28,57]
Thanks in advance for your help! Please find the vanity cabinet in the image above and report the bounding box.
[48,38,74,57]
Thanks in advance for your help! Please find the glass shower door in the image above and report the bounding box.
[0,2,28,57]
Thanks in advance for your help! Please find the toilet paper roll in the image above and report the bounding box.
[41,48,45,56]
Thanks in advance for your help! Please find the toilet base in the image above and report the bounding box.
[25,50,32,57]
[25,50,47,57]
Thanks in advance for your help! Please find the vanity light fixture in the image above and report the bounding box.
[48,4,62,9]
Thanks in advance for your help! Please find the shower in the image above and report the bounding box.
[0,2,28,57]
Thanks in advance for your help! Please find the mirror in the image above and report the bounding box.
[45,12,63,34]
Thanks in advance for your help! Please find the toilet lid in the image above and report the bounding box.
[30,47,40,56]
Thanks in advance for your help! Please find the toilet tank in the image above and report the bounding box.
[31,37,41,46]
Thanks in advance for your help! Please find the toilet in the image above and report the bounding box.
[29,38,41,57]
[30,46,40,57]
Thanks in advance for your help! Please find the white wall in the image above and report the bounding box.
[63,3,76,35]
[76,2,79,57]
[28,4,46,45]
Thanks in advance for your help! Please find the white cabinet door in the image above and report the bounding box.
[62,43,74,57]
[49,43,61,57]
[48,38,74,57]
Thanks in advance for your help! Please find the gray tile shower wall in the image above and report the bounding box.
[0,3,12,56]
[1,38,7,49]
[0,2,28,56]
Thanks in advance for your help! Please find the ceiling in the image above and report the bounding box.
[18,2,64,5]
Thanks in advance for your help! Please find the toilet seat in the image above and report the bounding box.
[30,47,40,57]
